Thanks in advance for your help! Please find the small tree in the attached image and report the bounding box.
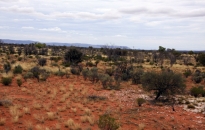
[64,48,83,65]
[141,70,185,100]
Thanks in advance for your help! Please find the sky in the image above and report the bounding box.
[0,0,205,50]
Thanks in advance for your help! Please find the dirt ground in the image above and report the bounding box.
[0,75,205,130]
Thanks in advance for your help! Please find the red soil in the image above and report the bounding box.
[0,76,204,130]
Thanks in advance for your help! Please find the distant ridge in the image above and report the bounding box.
[1,39,130,49]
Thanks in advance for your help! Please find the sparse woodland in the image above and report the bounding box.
[0,40,205,130]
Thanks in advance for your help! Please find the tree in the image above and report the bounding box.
[64,48,83,65]
[141,70,185,100]
[198,53,205,66]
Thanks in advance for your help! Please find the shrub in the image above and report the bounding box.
[23,72,33,81]
[198,53,205,66]
[192,70,203,83]
[87,67,99,83]
[13,65,23,74]
[54,71,66,78]
[190,86,205,97]
[141,70,185,100]
[3,62,11,74]
[86,61,94,67]
[64,48,83,65]
[187,104,195,109]
[1,77,12,86]
[70,66,80,75]
[17,79,22,87]
[105,68,115,76]
[38,58,47,66]
[183,69,192,78]
[136,98,146,106]
[98,114,119,130]
[30,67,41,82]
[99,74,112,89]
[18,57,22,61]
[132,69,144,84]
[82,68,89,80]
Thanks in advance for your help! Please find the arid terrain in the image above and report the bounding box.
[0,43,205,130]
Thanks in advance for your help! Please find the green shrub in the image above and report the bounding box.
[54,71,66,78]
[99,74,112,89]
[192,70,203,83]
[82,69,89,80]
[132,69,144,84]
[17,79,22,87]
[98,114,119,130]
[23,72,34,81]
[13,65,23,74]
[190,86,205,97]
[70,66,80,75]
[183,69,192,78]
[136,98,146,106]
[1,77,12,86]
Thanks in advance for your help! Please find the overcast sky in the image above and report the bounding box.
[0,0,205,50]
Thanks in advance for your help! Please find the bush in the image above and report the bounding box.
[3,62,11,74]
[30,67,41,82]
[99,74,112,89]
[23,72,34,81]
[70,66,80,75]
[198,53,205,66]
[192,70,203,83]
[136,98,146,106]
[98,114,119,130]
[82,68,89,80]
[187,104,195,109]
[18,57,22,61]
[1,77,12,86]
[64,48,83,65]
[190,86,205,97]
[38,58,47,66]
[183,69,192,78]
[54,71,66,78]
[132,69,144,84]
[16,79,22,87]
[141,70,185,100]
[87,67,99,83]
[13,65,23,74]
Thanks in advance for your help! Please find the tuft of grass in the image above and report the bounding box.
[187,104,195,109]
[0,118,6,126]
[33,114,45,123]
[23,107,30,115]
[64,118,81,130]
[47,112,56,121]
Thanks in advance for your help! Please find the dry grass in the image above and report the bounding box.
[35,124,44,130]
[57,106,67,112]
[0,118,6,126]
[55,123,61,130]
[33,102,42,110]
[84,108,92,116]
[23,107,30,114]
[33,114,45,123]
[25,121,33,130]
[64,118,81,130]
[47,112,56,121]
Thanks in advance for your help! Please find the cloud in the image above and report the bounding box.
[39,27,67,33]
[22,26,34,29]
[0,5,35,13]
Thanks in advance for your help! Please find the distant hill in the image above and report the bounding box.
[1,39,130,49]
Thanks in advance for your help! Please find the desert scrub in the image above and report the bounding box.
[136,98,146,106]
[183,69,192,78]
[190,86,205,97]
[23,72,33,81]
[187,104,195,109]
[1,77,12,86]
[98,114,119,130]
[16,79,22,87]
[13,65,23,74]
